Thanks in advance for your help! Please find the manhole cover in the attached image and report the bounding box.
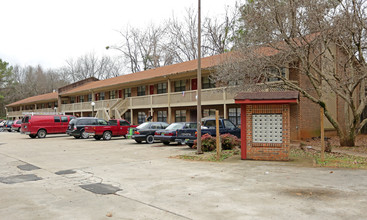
[55,169,76,175]
[80,183,121,195]
[17,163,41,171]
[0,174,42,184]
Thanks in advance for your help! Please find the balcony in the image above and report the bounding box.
[6,108,56,118]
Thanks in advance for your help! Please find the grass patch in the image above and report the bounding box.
[174,149,240,162]
[290,148,367,169]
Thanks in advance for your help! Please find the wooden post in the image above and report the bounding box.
[320,107,325,162]
[216,110,221,160]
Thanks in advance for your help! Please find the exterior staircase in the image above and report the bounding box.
[108,98,130,119]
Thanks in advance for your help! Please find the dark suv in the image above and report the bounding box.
[66,117,107,139]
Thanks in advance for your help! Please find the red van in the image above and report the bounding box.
[21,115,76,138]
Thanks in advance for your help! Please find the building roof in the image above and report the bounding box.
[60,53,233,96]
[235,91,299,100]
[6,92,58,107]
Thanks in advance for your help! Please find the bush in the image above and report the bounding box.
[193,133,216,152]
[192,133,241,151]
[220,133,241,150]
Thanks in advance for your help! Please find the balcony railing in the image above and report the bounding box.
[59,82,295,112]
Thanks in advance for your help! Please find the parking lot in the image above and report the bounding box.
[0,132,366,219]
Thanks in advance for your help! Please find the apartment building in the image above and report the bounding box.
[6,50,342,140]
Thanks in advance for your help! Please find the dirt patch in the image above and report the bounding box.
[282,188,342,200]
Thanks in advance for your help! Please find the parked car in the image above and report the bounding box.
[132,122,169,144]
[21,115,76,138]
[154,122,197,145]
[4,120,14,132]
[0,120,6,127]
[11,119,22,132]
[66,117,107,139]
[84,119,137,140]
[176,118,241,148]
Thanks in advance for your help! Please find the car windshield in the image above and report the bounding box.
[165,123,183,130]
[137,122,151,129]
[16,120,22,124]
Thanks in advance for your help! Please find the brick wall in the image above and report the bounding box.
[244,104,290,161]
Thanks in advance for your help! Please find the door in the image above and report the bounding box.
[150,85,154,95]
[191,78,197,90]
[190,109,197,122]
[118,90,122,98]
[53,116,61,133]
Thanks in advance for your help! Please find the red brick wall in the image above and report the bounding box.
[243,104,290,161]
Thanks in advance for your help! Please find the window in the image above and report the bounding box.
[175,110,186,122]
[202,76,215,89]
[150,123,161,129]
[120,120,130,126]
[203,109,216,118]
[157,83,167,94]
[124,88,131,98]
[70,97,75,104]
[110,90,116,99]
[266,67,286,82]
[88,94,92,102]
[100,92,105,100]
[138,112,146,124]
[174,80,186,92]
[123,111,131,123]
[157,111,167,122]
[48,103,52,108]
[137,86,146,96]
[61,116,68,122]
[98,119,108,125]
[223,119,236,129]
[109,120,118,125]
[41,104,45,108]
[80,95,84,103]
[54,116,60,123]
[204,120,223,128]
[229,108,241,126]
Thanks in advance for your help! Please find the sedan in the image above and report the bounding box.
[154,122,197,145]
[132,122,169,144]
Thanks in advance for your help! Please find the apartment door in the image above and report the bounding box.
[150,85,154,95]
[118,90,122,98]
[191,78,197,90]
[190,109,197,122]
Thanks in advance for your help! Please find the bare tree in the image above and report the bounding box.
[62,52,124,82]
[214,0,367,146]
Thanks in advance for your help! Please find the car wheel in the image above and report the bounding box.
[7,129,11,132]
[123,135,126,139]
[135,140,142,144]
[81,130,89,139]
[146,135,154,144]
[74,136,81,139]
[37,129,47,138]
[163,141,170,145]
[94,136,101,140]
[29,134,37,139]
[187,143,194,148]
[103,131,112,140]
[17,128,21,132]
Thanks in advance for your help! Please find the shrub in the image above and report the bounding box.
[220,133,241,150]
[193,133,216,152]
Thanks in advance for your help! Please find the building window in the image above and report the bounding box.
[138,112,146,124]
[123,111,131,123]
[100,92,105,100]
[70,97,75,104]
[174,80,186,92]
[266,67,286,82]
[124,88,131,98]
[229,108,241,126]
[202,76,215,89]
[48,103,52,108]
[175,110,186,122]
[110,90,116,99]
[157,83,167,94]
[80,95,84,103]
[203,109,216,118]
[88,94,92,102]
[41,104,45,108]
[157,111,167,122]
[137,86,146,96]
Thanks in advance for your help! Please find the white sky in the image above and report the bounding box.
[0,0,239,69]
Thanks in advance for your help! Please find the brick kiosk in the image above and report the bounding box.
[235,91,299,161]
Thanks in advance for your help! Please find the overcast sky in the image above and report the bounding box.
[0,0,240,69]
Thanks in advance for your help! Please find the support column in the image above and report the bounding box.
[223,88,227,119]
[57,95,62,114]
[241,104,247,160]
[167,78,172,124]
[130,109,133,125]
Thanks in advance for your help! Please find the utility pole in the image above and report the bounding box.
[196,0,203,154]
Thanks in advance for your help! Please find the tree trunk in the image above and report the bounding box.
[339,134,356,147]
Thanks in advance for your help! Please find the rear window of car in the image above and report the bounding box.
[137,122,150,129]
[120,120,130,126]
[98,119,108,125]
[16,120,22,124]
[109,120,118,125]
[77,119,97,126]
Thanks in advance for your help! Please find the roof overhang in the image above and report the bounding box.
[234,91,299,104]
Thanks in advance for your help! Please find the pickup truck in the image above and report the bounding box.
[84,119,136,140]
[175,118,240,147]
